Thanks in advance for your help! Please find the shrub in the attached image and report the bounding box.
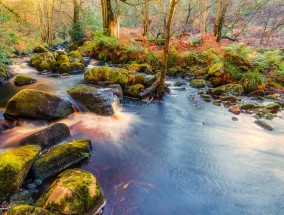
[241,71,266,92]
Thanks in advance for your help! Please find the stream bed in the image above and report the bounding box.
[1,58,284,215]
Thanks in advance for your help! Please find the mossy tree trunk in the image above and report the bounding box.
[157,0,179,96]
[143,1,149,36]
[71,0,85,42]
[101,0,120,38]
[198,0,208,44]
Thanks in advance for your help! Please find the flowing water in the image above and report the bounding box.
[1,58,284,215]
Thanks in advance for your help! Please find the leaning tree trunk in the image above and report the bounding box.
[157,0,178,96]
[101,0,120,38]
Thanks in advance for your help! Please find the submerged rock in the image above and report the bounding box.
[35,169,105,215]
[0,145,41,201]
[32,139,91,180]
[255,120,273,131]
[4,89,74,120]
[211,84,244,96]
[67,85,114,116]
[19,123,71,150]
[189,79,206,88]
[248,90,265,97]
[7,205,52,215]
[14,75,37,86]
[229,105,241,115]
[265,103,281,113]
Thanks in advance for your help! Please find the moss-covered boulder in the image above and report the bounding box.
[127,84,145,98]
[19,123,71,151]
[32,139,91,180]
[208,63,224,76]
[145,73,160,88]
[57,54,70,66]
[7,205,53,215]
[33,45,48,53]
[128,63,153,74]
[58,62,85,74]
[248,90,265,97]
[134,74,145,85]
[14,75,37,86]
[84,66,131,87]
[35,169,105,215]
[31,52,56,72]
[68,50,85,64]
[211,84,244,96]
[0,145,41,200]
[67,85,114,116]
[190,79,206,88]
[240,102,256,110]
[4,89,74,120]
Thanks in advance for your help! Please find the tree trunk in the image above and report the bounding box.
[101,0,120,38]
[157,0,178,96]
[71,0,79,41]
[143,1,149,36]
[198,0,208,44]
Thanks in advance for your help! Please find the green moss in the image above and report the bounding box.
[134,74,145,84]
[57,54,70,65]
[36,61,50,71]
[4,89,74,120]
[32,139,91,180]
[35,169,105,215]
[84,66,131,86]
[145,73,160,88]
[240,102,256,110]
[127,84,145,98]
[0,145,41,200]
[68,50,85,64]
[211,84,244,96]
[7,205,53,215]
[33,45,48,53]
[14,75,37,86]
[208,63,223,76]
[264,94,277,100]
[265,103,281,113]
[190,79,206,88]
[47,60,58,71]
[58,62,84,74]
[255,120,273,131]
[31,54,43,67]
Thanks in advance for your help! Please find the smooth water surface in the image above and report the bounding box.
[1,59,284,215]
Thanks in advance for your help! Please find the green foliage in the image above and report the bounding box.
[146,53,159,67]
[168,53,178,68]
[241,71,266,91]
[70,22,86,43]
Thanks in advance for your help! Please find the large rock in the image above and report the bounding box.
[265,103,281,113]
[248,90,265,97]
[68,50,85,64]
[211,84,244,96]
[127,84,145,98]
[84,66,131,87]
[0,145,41,201]
[190,79,206,88]
[67,85,114,116]
[35,169,105,215]
[19,123,71,151]
[7,205,52,215]
[32,139,91,180]
[14,75,37,86]
[4,89,74,120]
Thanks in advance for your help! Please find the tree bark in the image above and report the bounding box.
[157,0,178,96]
[101,0,120,38]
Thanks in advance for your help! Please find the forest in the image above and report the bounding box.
[0,0,284,214]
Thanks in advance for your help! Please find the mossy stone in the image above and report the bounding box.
[32,139,91,180]
[67,85,114,116]
[190,79,206,88]
[127,84,145,98]
[134,74,145,85]
[68,50,85,64]
[84,66,131,87]
[57,54,70,65]
[36,61,50,71]
[265,103,281,113]
[35,169,105,215]
[145,73,160,88]
[7,205,53,215]
[240,102,256,110]
[211,84,244,96]
[0,145,41,200]
[4,89,74,120]
[33,45,48,53]
[14,75,37,86]
[19,123,71,151]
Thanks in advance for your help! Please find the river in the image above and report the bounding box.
[1,58,284,215]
